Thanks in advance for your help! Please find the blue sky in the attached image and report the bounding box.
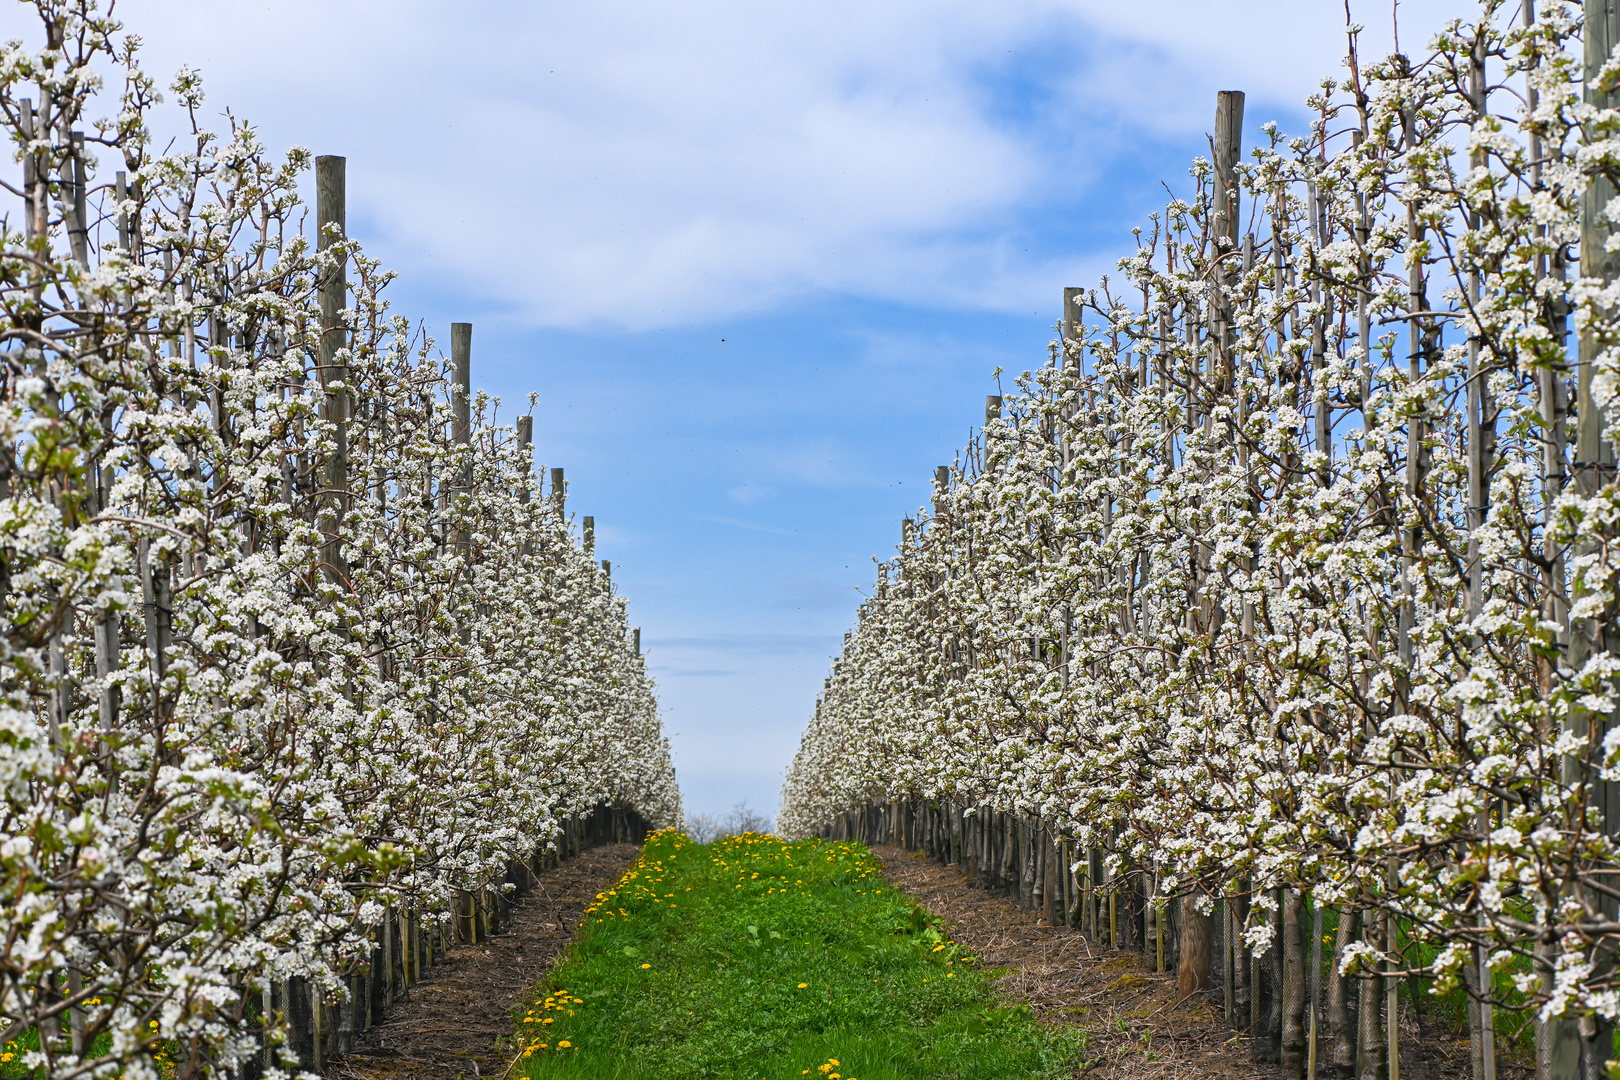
[102,0,1462,819]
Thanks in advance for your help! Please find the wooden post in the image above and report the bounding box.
[450,324,472,448]
[516,416,534,475]
[115,169,129,251]
[1212,91,1244,248]
[94,598,121,778]
[1213,89,1243,425]
[451,322,472,558]
[316,155,349,581]
[551,466,565,513]
[66,130,88,265]
[601,559,611,580]
[1308,180,1332,487]
[517,416,534,555]
[19,99,36,241]
[1062,286,1084,343]
[1386,911,1400,1080]
[583,515,595,556]
[140,540,171,707]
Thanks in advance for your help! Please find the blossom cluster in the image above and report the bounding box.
[782,0,1620,1037]
[0,1,679,1076]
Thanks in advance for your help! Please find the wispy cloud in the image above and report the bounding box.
[121,0,1463,333]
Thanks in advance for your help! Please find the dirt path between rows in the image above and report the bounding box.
[328,844,640,1080]
[874,846,1255,1080]
[876,846,1506,1080]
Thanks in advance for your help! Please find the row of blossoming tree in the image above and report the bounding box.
[0,1,682,1076]
[782,1,1620,1077]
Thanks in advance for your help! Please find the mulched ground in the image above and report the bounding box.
[327,844,640,1080]
[874,845,1523,1080]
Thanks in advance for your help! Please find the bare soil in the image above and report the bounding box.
[873,846,1517,1080]
[327,844,640,1080]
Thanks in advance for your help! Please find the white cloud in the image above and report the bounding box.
[110,0,1467,330]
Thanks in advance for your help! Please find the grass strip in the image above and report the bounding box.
[510,829,1085,1079]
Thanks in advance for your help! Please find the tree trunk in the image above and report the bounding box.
[1327,907,1358,1080]
[998,813,1015,894]
[967,811,979,883]
[1263,891,1283,1061]
[1359,912,1385,1080]
[1022,819,1038,910]
[1233,889,1252,1031]
[1178,894,1210,1001]
[1282,889,1307,1077]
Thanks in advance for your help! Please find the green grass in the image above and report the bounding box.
[510,830,1086,1080]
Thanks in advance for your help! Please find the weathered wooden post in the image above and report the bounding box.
[516,416,534,473]
[19,99,37,240]
[1175,89,1244,1009]
[316,155,349,581]
[450,322,472,560]
[517,416,534,556]
[583,515,595,556]
[66,129,88,265]
[1211,91,1244,250]
[551,467,566,513]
